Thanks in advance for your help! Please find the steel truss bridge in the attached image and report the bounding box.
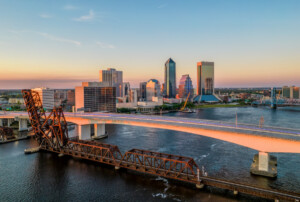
[252,98,300,107]
[9,90,300,201]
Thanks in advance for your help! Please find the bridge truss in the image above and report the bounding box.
[22,89,300,201]
[0,126,14,141]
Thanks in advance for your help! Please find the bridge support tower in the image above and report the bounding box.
[250,152,277,178]
[271,87,277,109]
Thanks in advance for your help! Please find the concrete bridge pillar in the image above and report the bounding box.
[250,152,277,178]
[93,123,106,139]
[7,119,13,127]
[19,119,28,131]
[0,119,3,127]
[258,152,269,171]
[78,124,91,140]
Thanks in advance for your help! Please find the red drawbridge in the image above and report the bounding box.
[22,89,300,201]
[0,126,14,141]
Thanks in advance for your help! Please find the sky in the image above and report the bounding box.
[0,0,299,89]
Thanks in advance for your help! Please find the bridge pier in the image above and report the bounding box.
[250,152,277,178]
[7,119,13,127]
[92,123,107,139]
[78,124,91,140]
[0,119,3,127]
[19,119,28,131]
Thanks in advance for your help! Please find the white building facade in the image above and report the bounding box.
[32,87,55,110]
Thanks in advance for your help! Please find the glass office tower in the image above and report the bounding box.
[164,58,176,98]
[197,62,214,95]
[178,74,193,99]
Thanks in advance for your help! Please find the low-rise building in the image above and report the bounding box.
[8,98,24,104]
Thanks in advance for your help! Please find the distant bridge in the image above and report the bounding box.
[252,98,300,107]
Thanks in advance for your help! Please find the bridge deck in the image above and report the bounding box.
[1,112,300,153]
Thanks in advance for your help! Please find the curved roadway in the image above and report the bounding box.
[1,112,300,153]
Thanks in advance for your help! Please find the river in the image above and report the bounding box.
[0,106,299,201]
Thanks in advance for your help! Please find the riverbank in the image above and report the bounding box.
[194,104,247,109]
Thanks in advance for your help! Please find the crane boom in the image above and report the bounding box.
[180,92,190,111]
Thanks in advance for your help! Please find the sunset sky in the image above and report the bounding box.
[0,0,299,89]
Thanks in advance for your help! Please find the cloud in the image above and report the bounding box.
[73,10,95,22]
[39,14,52,19]
[37,32,81,46]
[8,30,81,46]
[96,41,115,49]
[64,5,77,10]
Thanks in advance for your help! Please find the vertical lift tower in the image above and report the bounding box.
[270,87,277,109]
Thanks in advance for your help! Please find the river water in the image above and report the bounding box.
[0,106,299,201]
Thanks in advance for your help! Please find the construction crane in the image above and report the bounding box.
[180,92,191,111]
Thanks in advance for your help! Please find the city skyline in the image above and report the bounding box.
[1,0,300,89]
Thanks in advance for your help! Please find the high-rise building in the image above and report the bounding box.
[123,82,131,102]
[282,86,300,99]
[75,82,116,112]
[146,79,161,101]
[164,58,176,98]
[139,82,147,101]
[123,82,130,97]
[32,87,54,110]
[99,68,123,97]
[197,61,214,95]
[194,62,219,103]
[129,89,138,103]
[282,86,291,98]
[178,74,193,100]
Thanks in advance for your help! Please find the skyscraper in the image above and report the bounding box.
[146,79,161,101]
[123,82,130,97]
[178,74,193,100]
[164,58,176,98]
[194,61,219,103]
[197,62,214,95]
[139,82,147,101]
[99,68,123,97]
[123,82,131,102]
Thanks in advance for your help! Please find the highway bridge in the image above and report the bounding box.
[1,111,300,153]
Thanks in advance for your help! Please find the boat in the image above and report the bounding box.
[181,108,196,113]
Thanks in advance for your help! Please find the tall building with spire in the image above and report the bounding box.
[164,58,176,98]
[178,74,193,100]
